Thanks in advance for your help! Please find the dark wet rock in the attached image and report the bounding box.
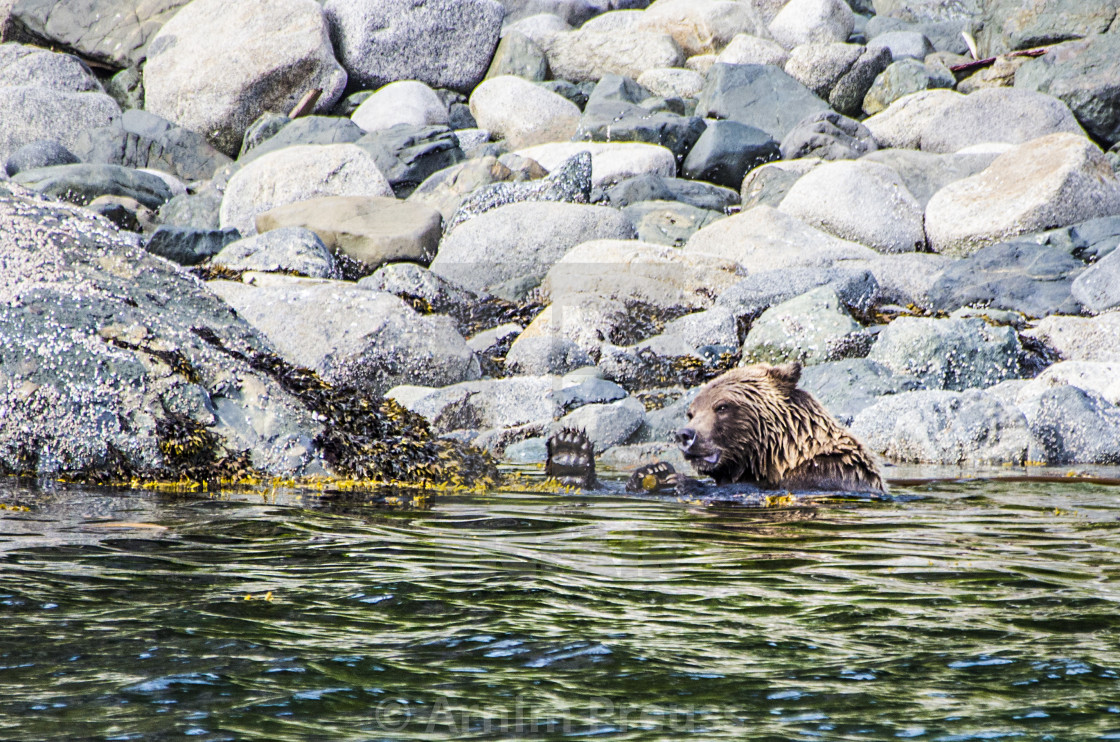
[241,115,365,166]
[158,190,223,231]
[607,174,740,211]
[540,79,596,110]
[357,123,465,198]
[256,196,443,274]
[739,162,806,209]
[9,0,189,67]
[13,163,173,210]
[864,15,970,55]
[430,201,636,297]
[143,0,348,157]
[72,109,234,183]
[928,241,1085,318]
[850,389,1031,465]
[1020,385,1120,464]
[448,103,478,131]
[680,119,779,189]
[0,41,101,91]
[1067,215,1120,263]
[505,336,593,376]
[741,286,869,366]
[779,111,878,161]
[829,44,894,116]
[485,30,549,82]
[695,63,831,141]
[1071,246,1120,314]
[467,322,522,377]
[145,225,241,265]
[978,0,1119,56]
[867,316,1025,391]
[859,148,996,208]
[209,276,480,397]
[446,151,591,232]
[621,200,724,247]
[1015,34,1120,149]
[0,185,315,477]
[325,0,503,93]
[358,263,479,317]
[575,74,707,160]
[0,86,119,164]
[212,227,341,279]
[106,65,144,111]
[239,112,294,159]
[87,195,155,233]
[800,358,924,426]
[862,58,956,116]
[4,139,78,177]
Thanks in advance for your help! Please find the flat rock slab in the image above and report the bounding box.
[11,0,190,67]
[324,0,503,92]
[928,240,1085,318]
[208,277,479,396]
[13,163,173,210]
[144,0,347,156]
[220,143,393,237]
[257,195,442,272]
[925,133,1120,257]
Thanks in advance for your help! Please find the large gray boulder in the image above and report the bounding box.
[850,389,1032,465]
[717,265,881,320]
[219,144,393,237]
[978,0,1119,56]
[208,277,480,397]
[740,286,867,366]
[1016,34,1120,149]
[211,227,341,279]
[540,28,684,82]
[925,133,1120,257]
[324,0,503,93]
[0,41,102,92]
[778,159,927,253]
[10,0,188,68]
[1024,311,1120,362]
[695,63,832,141]
[429,201,635,297]
[144,0,347,156]
[800,358,923,426]
[470,75,581,149]
[1020,386,1120,465]
[867,316,1024,390]
[0,183,324,476]
[12,163,173,210]
[0,86,119,164]
[917,88,1085,154]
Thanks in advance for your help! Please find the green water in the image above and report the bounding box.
[2,471,1119,741]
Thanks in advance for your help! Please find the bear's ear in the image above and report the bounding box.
[767,361,801,393]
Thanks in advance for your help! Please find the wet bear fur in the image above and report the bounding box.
[677,362,884,492]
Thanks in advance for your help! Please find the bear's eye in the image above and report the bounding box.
[686,410,694,420]
[714,403,730,414]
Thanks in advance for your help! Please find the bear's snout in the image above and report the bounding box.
[676,427,697,451]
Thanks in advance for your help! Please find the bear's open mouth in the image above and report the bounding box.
[685,450,721,470]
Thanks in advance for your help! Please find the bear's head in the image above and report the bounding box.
[676,362,806,485]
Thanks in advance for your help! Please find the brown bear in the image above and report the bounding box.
[676,361,884,492]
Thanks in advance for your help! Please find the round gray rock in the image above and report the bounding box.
[212,227,341,279]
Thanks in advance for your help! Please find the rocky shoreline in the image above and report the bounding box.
[2,0,1120,482]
